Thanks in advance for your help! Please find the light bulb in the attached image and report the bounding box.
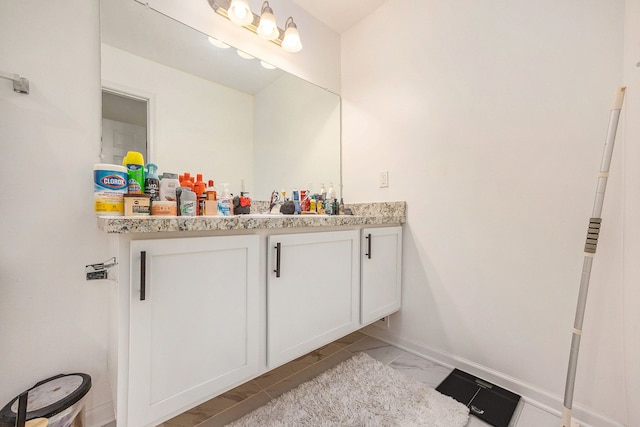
[260,61,276,69]
[257,2,279,41]
[208,37,230,49]
[236,50,255,60]
[228,0,253,26]
[282,18,302,53]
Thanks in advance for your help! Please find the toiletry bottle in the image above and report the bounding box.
[179,188,197,216]
[144,163,160,202]
[292,189,300,214]
[218,183,233,216]
[122,151,145,194]
[175,187,182,216]
[194,174,206,197]
[159,172,180,202]
[325,197,334,215]
[181,172,194,191]
[194,174,206,215]
[310,196,317,213]
[326,182,335,201]
[206,180,217,201]
[324,183,334,215]
[339,198,345,215]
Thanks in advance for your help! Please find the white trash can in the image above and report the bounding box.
[0,373,91,427]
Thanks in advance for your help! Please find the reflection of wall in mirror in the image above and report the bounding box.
[254,74,341,200]
[101,44,254,193]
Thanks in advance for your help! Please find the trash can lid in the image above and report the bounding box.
[0,373,91,423]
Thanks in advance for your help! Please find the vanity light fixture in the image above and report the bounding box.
[257,2,279,41]
[282,17,302,53]
[207,0,302,52]
[227,0,253,26]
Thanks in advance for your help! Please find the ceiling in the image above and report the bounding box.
[290,0,389,33]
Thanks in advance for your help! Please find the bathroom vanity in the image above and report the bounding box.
[99,202,405,426]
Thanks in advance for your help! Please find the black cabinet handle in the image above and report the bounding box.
[16,392,27,427]
[140,251,146,301]
[365,234,372,259]
[274,243,281,278]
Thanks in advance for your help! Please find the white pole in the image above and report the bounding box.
[560,86,626,427]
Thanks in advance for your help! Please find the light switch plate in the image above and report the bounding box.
[379,171,389,188]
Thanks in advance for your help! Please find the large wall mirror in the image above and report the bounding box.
[100,0,341,201]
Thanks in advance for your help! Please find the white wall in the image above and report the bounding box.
[0,0,114,422]
[0,1,339,425]
[102,44,255,192]
[342,0,629,425]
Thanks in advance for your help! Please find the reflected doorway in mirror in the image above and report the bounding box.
[101,88,150,166]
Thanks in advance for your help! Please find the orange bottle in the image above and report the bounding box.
[180,172,194,190]
[194,174,206,215]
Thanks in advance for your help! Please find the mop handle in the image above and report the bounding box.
[560,86,626,427]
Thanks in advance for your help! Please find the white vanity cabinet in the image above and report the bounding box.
[266,230,360,368]
[116,235,260,427]
[361,226,403,324]
[103,209,406,427]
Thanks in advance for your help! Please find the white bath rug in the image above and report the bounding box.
[227,352,469,426]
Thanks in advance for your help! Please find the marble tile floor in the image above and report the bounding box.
[153,331,562,427]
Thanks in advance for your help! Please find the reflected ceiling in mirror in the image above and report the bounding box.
[101,0,283,94]
[100,0,341,201]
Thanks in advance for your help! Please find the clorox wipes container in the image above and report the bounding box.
[94,164,128,215]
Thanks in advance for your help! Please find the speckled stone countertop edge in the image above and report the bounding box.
[97,201,406,234]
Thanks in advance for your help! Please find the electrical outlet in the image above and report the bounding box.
[379,171,389,188]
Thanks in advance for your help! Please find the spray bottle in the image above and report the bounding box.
[122,151,145,194]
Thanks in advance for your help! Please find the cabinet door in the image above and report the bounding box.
[267,230,360,368]
[361,226,402,324]
[128,235,259,427]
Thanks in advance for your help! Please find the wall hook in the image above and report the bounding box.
[86,257,117,281]
[0,70,29,94]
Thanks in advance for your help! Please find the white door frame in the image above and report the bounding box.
[101,80,156,164]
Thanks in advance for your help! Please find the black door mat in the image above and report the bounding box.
[436,369,520,427]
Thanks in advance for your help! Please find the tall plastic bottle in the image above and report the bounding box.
[193,174,206,215]
[144,163,160,202]
[180,172,194,191]
[326,182,335,201]
[194,174,205,196]
[206,180,217,201]
[179,188,197,216]
[159,173,180,202]
[218,183,233,216]
[326,183,335,215]
[122,151,145,194]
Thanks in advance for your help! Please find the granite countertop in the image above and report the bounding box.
[97,202,406,234]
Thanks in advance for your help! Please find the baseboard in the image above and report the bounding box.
[86,401,115,427]
[361,325,624,427]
